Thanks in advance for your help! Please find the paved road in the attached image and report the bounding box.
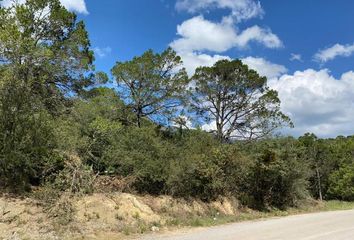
[140,210,354,240]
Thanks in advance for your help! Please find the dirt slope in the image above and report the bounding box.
[0,193,238,239]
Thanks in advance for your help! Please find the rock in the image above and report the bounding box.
[151,226,160,232]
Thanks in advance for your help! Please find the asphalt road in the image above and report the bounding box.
[139,210,354,240]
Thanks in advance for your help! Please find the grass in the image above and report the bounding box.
[166,200,354,228]
[317,200,354,211]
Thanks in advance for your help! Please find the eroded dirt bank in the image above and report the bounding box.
[0,193,239,239]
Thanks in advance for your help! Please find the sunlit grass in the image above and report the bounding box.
[167,200,354,228]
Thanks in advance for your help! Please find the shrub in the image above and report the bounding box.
[245,139,310,210]
[53,155,97,195]
[328,163,354,201]
[102,126,173,194]
[167,131,251,201]
[0,105,62,192]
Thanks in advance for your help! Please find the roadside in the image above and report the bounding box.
[1,192,353,240]
[138,209,354,240]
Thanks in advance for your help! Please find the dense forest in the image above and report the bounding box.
[0,0,353,212]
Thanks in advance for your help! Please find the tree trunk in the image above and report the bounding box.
[136,106,142,128]
[315,165,323,201]
[137,114,141,128]
[216,121,223,142]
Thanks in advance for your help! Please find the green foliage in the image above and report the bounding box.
[0,0,95,111]
[111,48,189,127]
[191,59,292,142]
[0,81,62,191]
[103,126,173,194]
[0,0,94,191]
[166,130,252,201]
[299,133,354,200]
[245,138,310,209]
[328,163,354,201]
[55,88,129,171]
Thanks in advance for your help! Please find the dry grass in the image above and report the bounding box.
[0,192,353,240]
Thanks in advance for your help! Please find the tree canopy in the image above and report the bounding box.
[191,59,292,142]
[0,0,95,111]
[111,47,189,127]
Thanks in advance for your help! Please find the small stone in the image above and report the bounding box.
[151,226,160,232]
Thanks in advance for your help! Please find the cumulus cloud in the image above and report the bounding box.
[269,69,354,137]
[314,43,354,63]
[170,16,282,53]
[241,57,287,79]
[59,0,88,14]
[179,51,230,76]
[93,47,112,58]
[171,0,282,80]
[235,25,283,49]
[175,0,264,23]
[1,0,88,14]
[171,16,237,53]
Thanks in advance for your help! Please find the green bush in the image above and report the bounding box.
[103,126,173,194]
[245,139,310,210]
[328,163,354,201]
[0,88,63,192]
[167,131,251,201]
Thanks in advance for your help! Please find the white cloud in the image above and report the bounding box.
[171,16,237,53]
[201,120,217,132]
[59,0,88,14]
[290,53,302,62]
[175,0,264,23]
[235,25,283,49]
[241,57,287,79]
[314,43,354,63]
[1,0,88,14]
[93,47,112,58]
[269,69,354,137]
[179,51,230,76]
[170,16,282,53]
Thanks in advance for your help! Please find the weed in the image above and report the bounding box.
[115,213,124,220]
[133,211,140,219]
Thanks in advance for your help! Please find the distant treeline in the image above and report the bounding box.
[0,0,353,210]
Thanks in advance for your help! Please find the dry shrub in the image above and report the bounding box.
[46,192,76,225]
[33,154,97,225]
[54,154,97,195]
[94,175,136,193]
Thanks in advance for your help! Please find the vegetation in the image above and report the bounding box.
[111,48,189,127]
[0,0,353,218]
[190,59,292,142]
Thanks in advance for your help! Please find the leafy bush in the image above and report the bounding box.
[0,90,62,192]
[103,126,173,194]
[245,139,310,210]
[328,163,354,201]
[167,131,251,201]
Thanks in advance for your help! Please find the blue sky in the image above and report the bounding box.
[3,0,354,138]
[81,0,354,138]
[82,0,354,77]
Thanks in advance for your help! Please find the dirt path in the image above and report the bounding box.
[138,210,354,240]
